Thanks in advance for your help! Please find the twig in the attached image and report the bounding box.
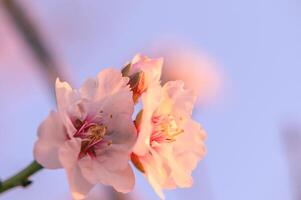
[0,161,43,194]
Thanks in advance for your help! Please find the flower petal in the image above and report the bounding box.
[142,150,168,200]
[58,138,81,169]
[162,81,196,118]
[34,111,66,169]
[84,89,136,154]
[94,145,132,171]
[55,78,79,112]
[79,78,98,100]
[66,165,94,200]
[102,164,135,193]
[79,157,135,193]
[103,106,136,149]
[83,185,110,200]
[131,54,163,84]
[173,119,207,171]
[133,83,162,156]
[88,87,135,128]
[101,89,134,117]
[80,68,129,102]
[58,138,93,199]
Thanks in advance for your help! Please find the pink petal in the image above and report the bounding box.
[55,78,79,112]
[96,68,130,98]
[99,164,135,193]
[146,174,165,200]
[142,151,168,200]
[173,119,207,170]
[166,154,193,188]
[162,81,196,118]
[80,68,129,102]
[83,185,110,200]
[60,112,77,138]
[34,111,66,169]
[79,157,135,193]
[79,78,98,100]
[59,138,93,199]
[101,89,134,117]
[133,83,162,156]
[102,108,136,149]
[66,165,94,200]
[93,145,132,171]
[58,138,82,169]
[131,54,163,84]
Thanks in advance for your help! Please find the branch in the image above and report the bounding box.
[0,161,43,194]
[2,0,65,96]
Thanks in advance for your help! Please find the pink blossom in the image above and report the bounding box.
[34,68,136,199]
[132,81,207,199]
[123,54,163,101]
[129,54,163,85]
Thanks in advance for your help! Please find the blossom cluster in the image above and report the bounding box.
[34,54,207,200]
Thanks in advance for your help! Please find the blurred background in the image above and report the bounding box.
[0,0,300,199]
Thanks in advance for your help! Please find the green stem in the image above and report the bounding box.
[0,161,43,194]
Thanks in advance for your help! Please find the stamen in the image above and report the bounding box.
[77,123,108,159]
[151,114,183,144]
[74,119,83,129]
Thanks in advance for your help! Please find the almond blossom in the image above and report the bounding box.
[34,68,136,200]
[122,54,163,102]
[132,81,207,199]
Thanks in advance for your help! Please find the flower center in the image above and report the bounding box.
[73,119,109,159]
[83,124,107,145]
[151,114,183,144]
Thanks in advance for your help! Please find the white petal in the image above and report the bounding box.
[34,111,66,169]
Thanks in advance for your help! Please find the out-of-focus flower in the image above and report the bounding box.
[153,45,222,106]
[132,81,207,199]
[34,68,136,199]
[122,54,163,102]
